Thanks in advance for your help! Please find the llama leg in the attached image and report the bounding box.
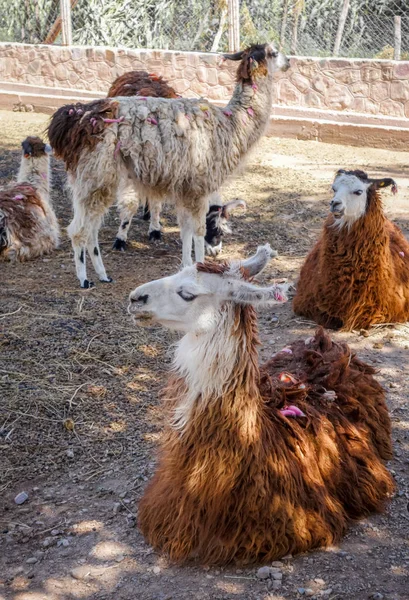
[68,209,91,288]
[193,207,207,264]
[148,201,162,241]
[87,217,112,283]
[113,176,139,251]
[178,208,193,267]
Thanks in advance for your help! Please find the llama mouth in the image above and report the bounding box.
[129,311,156,326]
[332,209,345,219]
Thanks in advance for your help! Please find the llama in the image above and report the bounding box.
[48,43,290,287]
[108,70,246,255]
[0,137,60,261]
[128,245,394,565]
[293,169,409,331]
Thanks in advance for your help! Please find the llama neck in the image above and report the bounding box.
[226,73,275,156]
[326,193,388,258]
[17,155,51,205]
[172,303,262,435]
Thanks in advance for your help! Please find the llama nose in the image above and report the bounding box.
[330,200,342,212]
[130,293,149,305]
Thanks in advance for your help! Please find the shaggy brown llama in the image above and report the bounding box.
[128,245,394,565]
[293,169,409,330]
[0,137,59,261]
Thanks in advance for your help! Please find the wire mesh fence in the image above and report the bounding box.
[0,0,408,60]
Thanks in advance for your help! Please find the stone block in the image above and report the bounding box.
[312,74,332,94]
[379,99,404,117]
[206,69,218,86]
[390,81,409,101]
[305,90,323,108]
[218,70,234,86]
[328,59,351,69]
[405,101,409,119]
[96,61,112,82]
[291,72,310,92]
[196,66,208,84]
[105,49,115,64]
[336,69,360,84]
[326,84,353,110]
[297,61,320,79]
[350,98,366,113]
[393,62,409,79]
[370,81,389,102]
[361,67,381,82]
[54,63,68,82]
[350,81,369,97]
[364,98,379,114]
[171,78,191,94]
[276,79,302,105]
[68,71,80,86]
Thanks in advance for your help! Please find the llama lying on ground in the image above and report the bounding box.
[128,245,394,565]
[48,43,289,287]
[0,137,59,261]
[108,70,246,254]
[293,169,409,330]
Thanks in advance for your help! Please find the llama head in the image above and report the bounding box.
[205,198,246,256]
[224,43,290,83]
[21,137,52,160]
[129,244,287,333]
[330,169,398,227]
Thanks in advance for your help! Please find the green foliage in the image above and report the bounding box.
[0,0,59,43]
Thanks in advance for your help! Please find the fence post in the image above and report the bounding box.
[394,16,401,61]
[333,0,350,57]
[228,0,240,52]
[60,0,73,45]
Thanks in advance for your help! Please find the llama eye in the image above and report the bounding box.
[177,290,197,302]
[269,50,278,58]
[353,190,363,195]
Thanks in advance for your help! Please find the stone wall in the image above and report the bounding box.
[1,43,409,119]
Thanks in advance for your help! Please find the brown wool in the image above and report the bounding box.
[108,71,179,99]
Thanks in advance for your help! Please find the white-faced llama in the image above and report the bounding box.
[107,70,246,255]
[293,169,409,330]
[0,137,59,261]
[48,43,289,287]
[128,245,394,565]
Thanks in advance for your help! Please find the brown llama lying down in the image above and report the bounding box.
[0,137,59,261]
[128,245,394,565]
[108,70,246,255]
[293,169,409,331]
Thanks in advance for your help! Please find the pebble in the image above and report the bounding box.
[314,578,325,585]
[257,566,274,580]
[305,590,314,598]
[71,567,90,581]
[298,589,306,595]
[51,529,61,536]
[153,566,161,574]
[57,538,70,547]
[113,502,122,515]
[322,590,332,597]
[26,557,38,564]
[42,537,55,548]
[267,580,282,591]
[369,594,384,600]
[271,561,283,567]
[272,572,283,580]
[115,555,125,563]
[14,491,29,505]
[66,448,74,459]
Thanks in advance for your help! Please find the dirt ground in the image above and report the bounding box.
[1,109,409,600]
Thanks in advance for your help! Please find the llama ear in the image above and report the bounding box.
[336,169,346,176]
[239,244,277,278]
[227,281,288,306]
[371,178,398,194]
[223,50,245,61]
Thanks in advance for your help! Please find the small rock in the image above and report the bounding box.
[14,492,29,505]
[257,566,274,580]
[389,382,398,389]
[314,578,325,585]
[360,329,369,337]
[57,538,70,547]
[26,557,38,564]
[71,567,90,581]
[369,594,384,600]
[271,560,283,567]
[51,529,60,536]
[115,555,124,563]
[66,448,74,459]
[42,537,55,548]
[305,590,314,597]
[298,589,306,596]
[373,343,383,349]
[153,566,161,574]
[267,579,282,591]
[32,487,40,492]
[272,572,283,580]
[34,551,45,560]
[322,590,332,597]
[113,502,122,515]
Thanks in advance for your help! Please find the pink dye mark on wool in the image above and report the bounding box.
[281,348,293,355]
[247,107,254,117]
[40,173,47,180]
[147,117,158,125]
[223,109,233,117]
[14,194,24,200]
[114,141,122,159]
[279,405,306,418]
[399,251,405,257]
[68,109,75,116]
[252,83,258,91]
[90,118,97,127]
[102,116,124,124]
[76,108,83,115]
[273,289,286,302]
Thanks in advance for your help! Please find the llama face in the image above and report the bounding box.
[129,245,287,333]
[224,43,290,81]
[330,173,371,226]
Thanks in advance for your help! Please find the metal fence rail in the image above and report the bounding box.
[1,0,408,60]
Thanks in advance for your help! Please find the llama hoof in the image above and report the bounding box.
[149,230,162,241]
[113,238,126,251]
[82,279,94,289]
[101,277,114,283]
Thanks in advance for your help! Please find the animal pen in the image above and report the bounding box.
[1,1,409,599]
